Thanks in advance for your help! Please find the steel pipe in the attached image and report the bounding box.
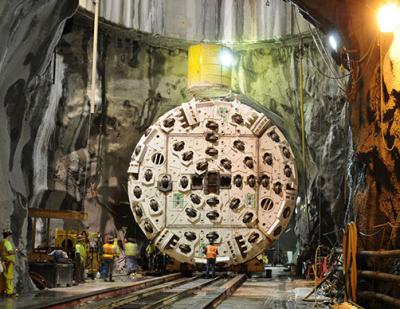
[358,250,400,257]
[358,270,400,283]
[335,248,400,258]
[358,291,400,308]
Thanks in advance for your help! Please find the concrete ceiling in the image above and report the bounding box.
[79,0,311,42]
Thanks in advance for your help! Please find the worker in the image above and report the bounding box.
[48,247,69,263]
[205,240,218,279]
[0,229,16,297]
[102,235,117,282]
[256,253,269,265]
[75,236,86,283]
[154,248,166,273]
[145,242,156,271]
[124,238,139,275]
[296,244,312,278]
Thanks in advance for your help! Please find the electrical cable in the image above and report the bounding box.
[308,25,347,90]
[308,56,352,81]
[304,37,352,90]
[348,37,376,87]
[358,228,385,237]
[352,35,377,63]
[350,223,357,303]
[373,221,400,228]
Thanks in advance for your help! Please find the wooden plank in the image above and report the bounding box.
[28,208,88,221]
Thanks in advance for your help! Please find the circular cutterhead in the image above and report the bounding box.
[127,98,298,266]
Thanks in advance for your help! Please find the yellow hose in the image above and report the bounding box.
[343,222,358,302]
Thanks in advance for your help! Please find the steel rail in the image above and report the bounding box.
[188,274,247,309]
[41,273,181,309]
[92,275,202,309]
[139,276,222,309]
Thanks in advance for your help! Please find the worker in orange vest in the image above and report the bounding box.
[205,240,218,279]
[102,235,117,282]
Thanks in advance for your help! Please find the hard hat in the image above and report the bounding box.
[2,229,12,238]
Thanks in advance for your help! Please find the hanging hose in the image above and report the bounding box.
[83,0,100,203]
[298,40,310,236]
[90,0,100,114]
[343,222,358,303]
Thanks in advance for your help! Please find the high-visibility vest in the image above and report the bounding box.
[146,243,155,255]
[75,243,86,262]
[125,242,139,257]
[206,245,218,259]
[0,239,15,263]
[103,243,115,260]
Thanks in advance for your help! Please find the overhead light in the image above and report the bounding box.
[219,49,233,67]
[328,33,339,51]
[377,2,400,32]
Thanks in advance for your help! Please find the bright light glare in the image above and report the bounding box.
[220,49,233,66]
[378,3,400,32]
[329,34,338,51]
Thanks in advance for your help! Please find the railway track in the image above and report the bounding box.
[44,273,246,309]
[89,274,245,309]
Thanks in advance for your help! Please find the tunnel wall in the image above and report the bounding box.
[0,1,349,292]
[0,0,79,293]
[39,16,349,253]
[293,0,400,305]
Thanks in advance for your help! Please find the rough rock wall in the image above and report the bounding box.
[0,0,78,293]
[293,0,400,305]
[34,16,190,242]
[293,0,400,243]
[0,2,349,295]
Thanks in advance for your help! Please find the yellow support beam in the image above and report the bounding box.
[28,208,88,221]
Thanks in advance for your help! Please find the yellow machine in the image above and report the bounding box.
[187,44,232,97]
[28,209,89,263]
[55,229,101,278]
